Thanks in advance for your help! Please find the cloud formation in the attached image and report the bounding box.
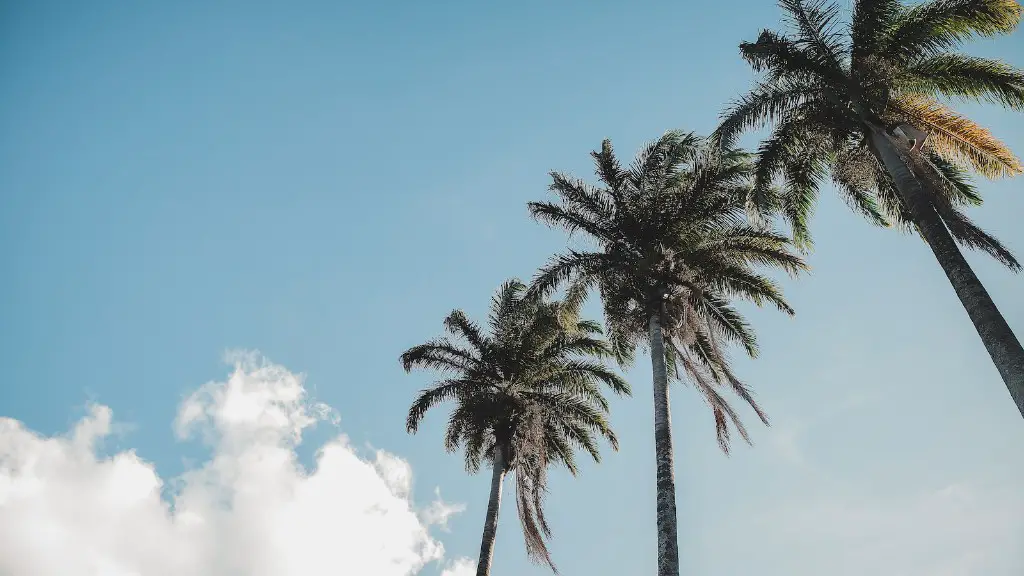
[0,352,475,576]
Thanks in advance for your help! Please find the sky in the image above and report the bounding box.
[1,1,1022,575]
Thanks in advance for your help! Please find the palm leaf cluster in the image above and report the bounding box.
[401,279,628,571]
[529,132,807,450]
[715,0,1024,267]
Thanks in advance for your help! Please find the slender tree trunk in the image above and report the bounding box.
[869,126,1024,419]
[648,313,680,576]
[476,444,507,576]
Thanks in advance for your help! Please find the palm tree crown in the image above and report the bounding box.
[529,131,806,449]
[400,279,628,572]
[716,0,1024,260]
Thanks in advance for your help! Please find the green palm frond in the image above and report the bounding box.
[443,310,488,352]
[779,0,848,70]
[900,53,1024,109]
[740,29,840,83]
[925,151,983,205]
[884,0,1021,61]
[852,0,902,65]
[715,80,820,148]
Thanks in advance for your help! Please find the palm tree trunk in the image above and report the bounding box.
[869,126,1024,419]
[648,312,681,576]
[476,444,507,576]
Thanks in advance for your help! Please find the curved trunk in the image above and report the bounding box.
[476,444,507,576]
[649,313,681,576]
[869,127,1024,419]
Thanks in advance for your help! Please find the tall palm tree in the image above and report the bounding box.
[715,0,1024,417]
[528,131,806,576]
[400,279,629,576]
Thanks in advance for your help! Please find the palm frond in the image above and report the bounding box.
[780,145,826,251]
[688,291,759,357]
[933,198,1021,270]
[591,139,628,196]
[715,80,820,148]
[892,95,1023,178]
[400,339,481,374]
[739,29,840,83]
[831,146,891,226]
[705,263,796,315]
[779,0,848,71]
[443,310,488,352]
[406,380,475,433]
[925,151,983,205]
[884,0,1022,61]
[529,251,617,299]
[900,53,1024,109]
[852,0,902,66]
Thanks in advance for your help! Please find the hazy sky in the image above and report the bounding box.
[1,1,1022,575]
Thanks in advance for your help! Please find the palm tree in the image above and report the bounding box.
[400,279,629,576]
[715,0,1024,417]
[527,131,806,576]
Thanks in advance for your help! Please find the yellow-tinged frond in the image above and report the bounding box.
[891,95,1023,178]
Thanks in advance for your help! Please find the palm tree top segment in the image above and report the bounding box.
[528,131,807,450]
[715,0,1024,257]
[400,279,627,572]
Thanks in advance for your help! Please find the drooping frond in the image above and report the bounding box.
[892,95,1024,177]
[688,290,759,357]
[832,143,891,226]
[400,338,481,374]
[905,151,1021,270]
[702,261,796,315]
[925,151,983,206]
[686,226,808,277]
[933,197,1021,269]
[746,102,839,248]
[715,79,820,148]
[512,408,556,572]
[528,251,619,299]
[406,379,479,433]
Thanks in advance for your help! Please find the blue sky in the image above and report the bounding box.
[1,1,1022,574]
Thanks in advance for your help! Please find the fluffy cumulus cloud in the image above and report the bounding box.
[0,352,476,576]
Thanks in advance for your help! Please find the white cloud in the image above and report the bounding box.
[0,352,473,576]
[420,488,467,532]
[440,557,477,576]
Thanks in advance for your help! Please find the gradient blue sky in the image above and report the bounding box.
[2,1,1023,574]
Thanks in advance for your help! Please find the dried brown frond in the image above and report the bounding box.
[890,95,1023,178]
